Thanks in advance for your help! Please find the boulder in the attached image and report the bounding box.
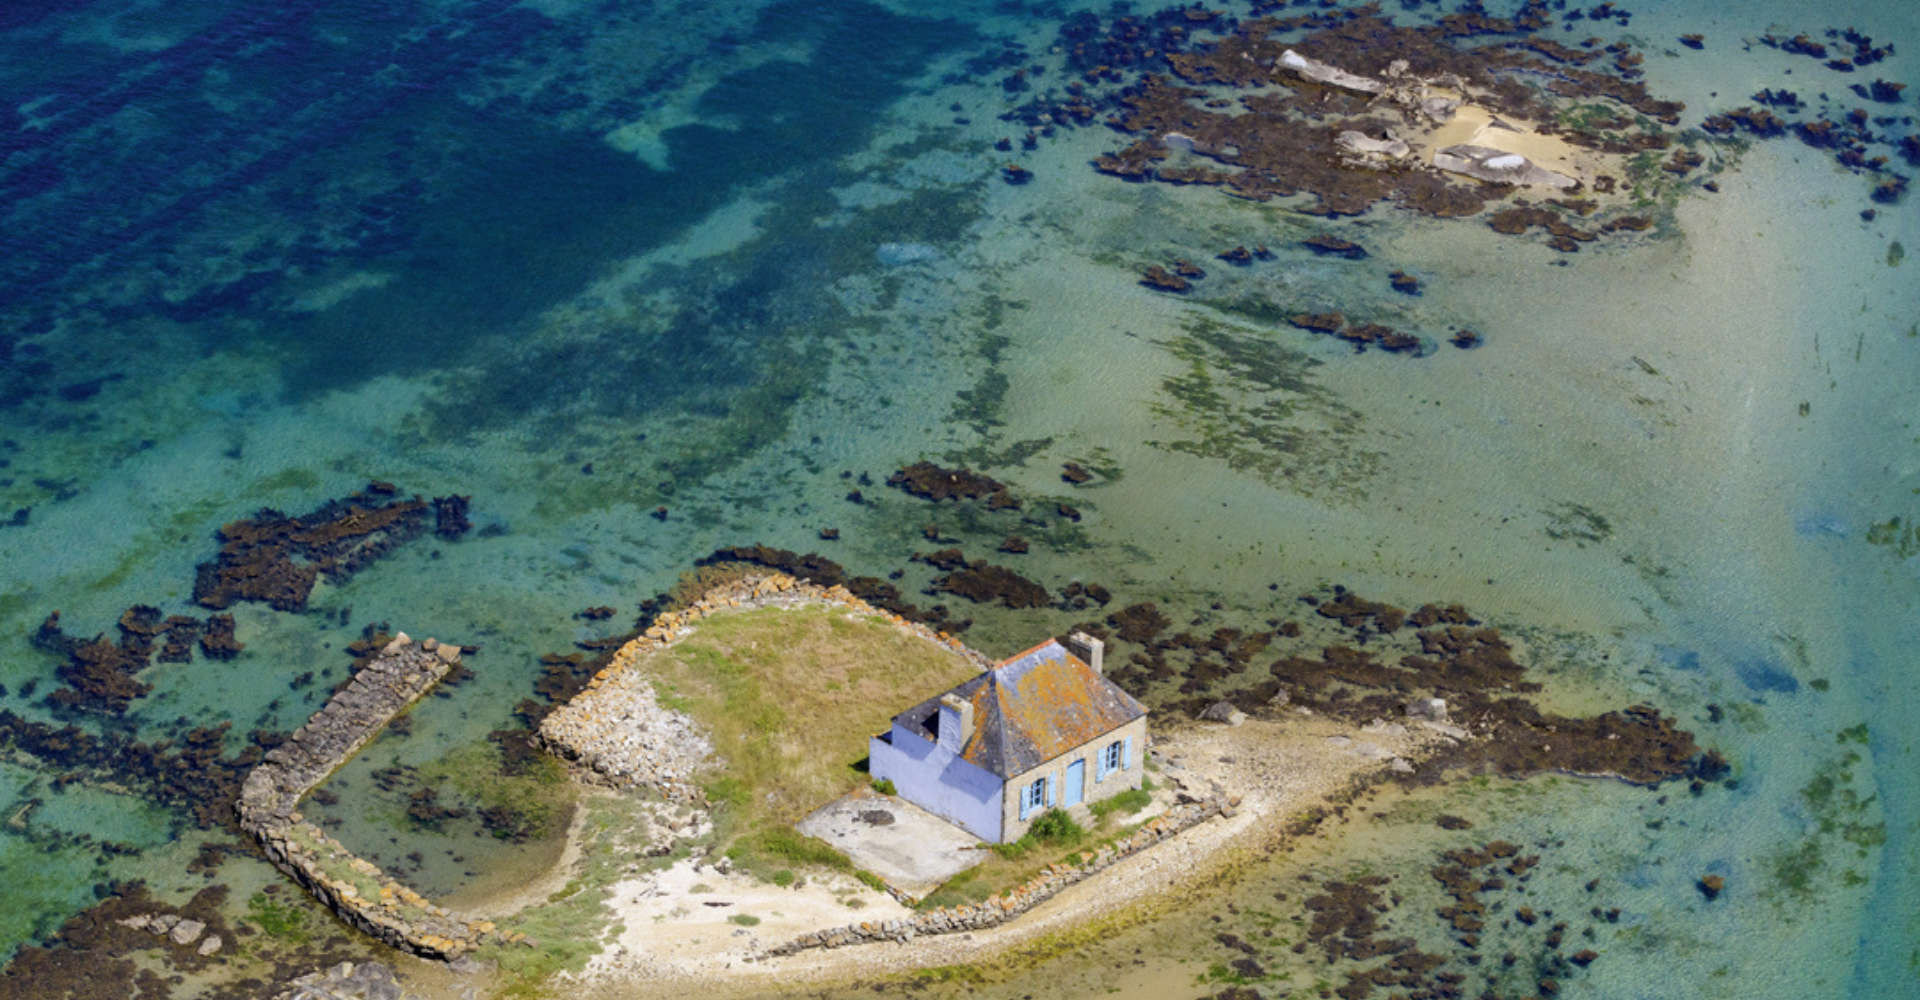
[1198,701,1247,726]
[1337,130,1411,160]
[1278,49,1383,93]
[1403,697,1451,723]
[169,918,205,945]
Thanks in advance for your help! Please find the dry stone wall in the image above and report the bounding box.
[238,635,520,959]
[535,572,991,800]
[763,794,1231,955]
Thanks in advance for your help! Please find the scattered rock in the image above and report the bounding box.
[169,918,205,946]
[1199,701,1247,726]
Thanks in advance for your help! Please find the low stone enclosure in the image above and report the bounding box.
[534,571,993,801]
[237,635,521,959]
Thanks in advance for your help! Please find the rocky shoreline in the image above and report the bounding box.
[237,635,520,959]
[534,571,992,800]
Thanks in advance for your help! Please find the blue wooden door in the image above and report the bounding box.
[1063,759,1085,807]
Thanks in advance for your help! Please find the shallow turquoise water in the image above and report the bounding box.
[0,0,1915,996]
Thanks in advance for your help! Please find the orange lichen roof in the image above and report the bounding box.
[892,640,1145,778]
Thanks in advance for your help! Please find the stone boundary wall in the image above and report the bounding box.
[535,571,992,800]
[238,635,520,959]
[762,793,1232,956]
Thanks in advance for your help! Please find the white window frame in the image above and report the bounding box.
[1098,739,1124,780]
[1020,776,1047,819]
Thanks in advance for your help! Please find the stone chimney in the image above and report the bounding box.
[1066,632,1105,675]
[937,694,974,753]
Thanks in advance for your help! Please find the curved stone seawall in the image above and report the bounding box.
[536,571,992,801]
[238,635,520,959]
[763,794,1232,956]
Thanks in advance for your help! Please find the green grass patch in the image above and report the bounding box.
[919,798,1150,909]
[727,913,761,926]
[633,604,980,881]
[1089,779,1154,820]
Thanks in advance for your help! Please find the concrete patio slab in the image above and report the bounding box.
[797,788,987,900]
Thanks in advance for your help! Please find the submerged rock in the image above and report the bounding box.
[875,242,940,267]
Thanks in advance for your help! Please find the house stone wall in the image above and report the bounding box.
[868,723,1005,843]
[998,715,1148,843]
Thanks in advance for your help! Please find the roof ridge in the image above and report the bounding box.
[997,637,1065,668]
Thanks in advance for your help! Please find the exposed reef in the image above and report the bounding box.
[1052,585,1713,790]
[32,608,242,714]
[887,462,1016,506]
[1082,6,1690,233]
[932,561,1050,609]
[0,711,254,830]
[193,484,470,613]
[0,882,256,1000]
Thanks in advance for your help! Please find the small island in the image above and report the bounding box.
[235,569,1451,991]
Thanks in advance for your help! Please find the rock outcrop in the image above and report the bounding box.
[273,960,411,1000]
[1432,144,1578,188]
[1279,49,1384,94]
[1336,130,1412,165]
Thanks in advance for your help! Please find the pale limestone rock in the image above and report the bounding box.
[1278,49,1383,93]
[1432,144,1576,189]
[1337,130,1411,160]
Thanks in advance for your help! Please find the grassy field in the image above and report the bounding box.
[632,603,982,880]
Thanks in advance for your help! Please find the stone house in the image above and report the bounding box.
[868,633,1147,843]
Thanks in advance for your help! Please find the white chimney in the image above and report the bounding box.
[937,694,974,753]
[1067,632,1105,675]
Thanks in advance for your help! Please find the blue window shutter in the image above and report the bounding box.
[1018,781,1032,820]
[1122,736,1135,770]
[1095,750,1107,783]
[1046,773,1057,807]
